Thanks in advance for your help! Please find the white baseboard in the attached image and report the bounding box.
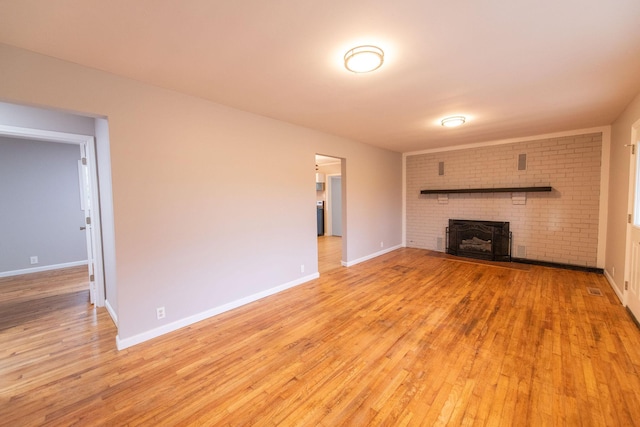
[116,272,320,350]
[0,260,88,278]
[603,269,625,304]
[105,299,118,326]
[342,244,402,267]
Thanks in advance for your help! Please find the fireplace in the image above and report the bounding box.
[446,219,511,262]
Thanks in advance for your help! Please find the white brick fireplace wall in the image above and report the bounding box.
[405,132,602,267]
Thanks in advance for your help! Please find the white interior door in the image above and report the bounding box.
[78,144,97,305]
[626,130,640,320]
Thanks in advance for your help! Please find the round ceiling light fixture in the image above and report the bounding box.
[344,45,384,73]
[441,116,466,127]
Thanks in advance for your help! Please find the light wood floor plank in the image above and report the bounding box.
[3,249,640,425]
[318,235,342,274]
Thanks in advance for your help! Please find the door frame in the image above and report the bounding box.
[624,118,640,307]
[325,173,341,236]
[0,124,106,307]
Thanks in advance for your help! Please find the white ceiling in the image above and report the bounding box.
[315,154,340,166]
[1,1,639,153]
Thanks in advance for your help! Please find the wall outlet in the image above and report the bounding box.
[380,241,384,248]
[156,306,166,320]
[301,264,305,273]
[30,256,38,265]
[612,266,615,277]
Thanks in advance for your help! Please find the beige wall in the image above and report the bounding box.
[406,133,603,267]
[606,91,640,297]
[0,44,402,346]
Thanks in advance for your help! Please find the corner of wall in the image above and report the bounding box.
[597,126,612,268]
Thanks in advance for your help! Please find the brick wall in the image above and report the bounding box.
[406,133,602,267]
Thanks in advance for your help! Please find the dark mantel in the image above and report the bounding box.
[420,186,552,195]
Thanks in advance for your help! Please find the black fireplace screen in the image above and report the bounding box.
[446,219,511,262]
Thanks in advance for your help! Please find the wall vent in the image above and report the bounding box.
[587,287,603,296]
[517,153,527,171]
[438,161,445,176]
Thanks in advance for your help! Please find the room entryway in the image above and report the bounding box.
[0,126,105,306]
[316,154,344,273]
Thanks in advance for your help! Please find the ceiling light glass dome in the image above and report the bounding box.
[344,45,384,73]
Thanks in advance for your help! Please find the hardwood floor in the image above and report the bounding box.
[3,249,640,425]
[318,235,342,273]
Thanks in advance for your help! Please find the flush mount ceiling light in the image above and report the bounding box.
[441,116,466,127]
[344,45,384,73]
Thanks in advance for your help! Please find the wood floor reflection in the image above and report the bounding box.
[318,235,342,273]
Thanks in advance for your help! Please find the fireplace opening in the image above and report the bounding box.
[446,219,511,262]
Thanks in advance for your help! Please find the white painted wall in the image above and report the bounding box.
[0,44,402,347]
[0,136,87,273]
[406,132,603,267]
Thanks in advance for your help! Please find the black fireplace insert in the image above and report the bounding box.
[446,219,511,262]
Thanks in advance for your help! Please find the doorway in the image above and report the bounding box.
[0,125,107,307]
[316,154,344,274]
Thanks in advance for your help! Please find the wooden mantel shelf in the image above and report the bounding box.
[420,186,552,195]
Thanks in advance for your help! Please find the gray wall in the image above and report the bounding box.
[0,44,402,345]
[0,136,87,273]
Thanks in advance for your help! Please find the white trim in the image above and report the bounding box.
[604,269,625,304]
[115,272,320,350]
[105,299,118,326]
[404,126,610,156]
[0,124,92,144]
[342,244,402,267]
[0,260,88,278]
[83,137,105,307]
